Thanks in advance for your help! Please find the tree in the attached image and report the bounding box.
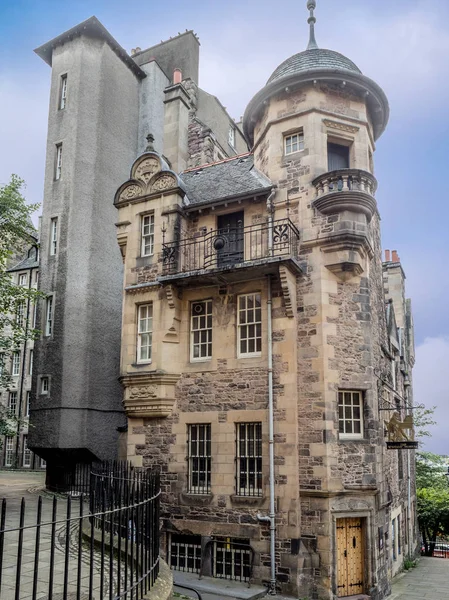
[0,175,42,437]
[413,405,437,444]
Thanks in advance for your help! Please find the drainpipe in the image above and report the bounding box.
[258,273,276,595]
[266,188,276,257]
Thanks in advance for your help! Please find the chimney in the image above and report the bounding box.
[392,250,399,263]
[135,47,141,53]
[173,68,182,84]
[385,249,391,262]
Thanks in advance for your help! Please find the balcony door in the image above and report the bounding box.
[216,211,244,267]
[328,142,350,171]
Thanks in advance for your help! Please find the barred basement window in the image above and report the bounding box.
[141,214,154,257]
[5,437,14,467]
[338,390,363,439]
[236,423,262,496]
[284,132,304,155]
[170,534,202,574]
[8,392,17,414]
[237,293,262,357]
[137,304,152,363]
[191,300,212,361]
[188,424,211,494]
[213,538,252,582]
[12,352,20,376]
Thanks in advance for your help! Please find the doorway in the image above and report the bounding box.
[336,517,365,597]
[216,211,244,267]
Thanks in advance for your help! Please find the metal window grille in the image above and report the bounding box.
[50,218,58,255]
[285,133,304,155]
[236,423,262,496]
[18,273,27,286]
[191,300,212,361]
[45,296,53,336]
[22,436,31,468]
[188,424,211,494]
[141,214,155,256]
[5,437,14,467]
[213,538,252,582]
[138,304,153,362]
[338,390,363,438]
[8,392,17,414]
[170,534,202,573]
[55,144,62,180]
[12,352,20,376]
[238,293,262,357]
[41,377,49,394]
[15,301,25,327]
[60,74,67,109]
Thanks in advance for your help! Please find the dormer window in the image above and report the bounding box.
[284,132,304,155]
[228,126,236,148]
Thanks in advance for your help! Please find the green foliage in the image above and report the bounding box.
[403,556,417,570]
[414,405,437,443]
[416,451,447,490]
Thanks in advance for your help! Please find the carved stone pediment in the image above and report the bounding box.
[120,372,180,418]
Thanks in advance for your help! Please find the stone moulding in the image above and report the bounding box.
[120,372,180,418]
[313,191,377,222]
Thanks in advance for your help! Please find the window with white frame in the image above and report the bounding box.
[236,422,262,496]
[338,390,364,439]
[55,144,62,180]
[8,391,17,414]
[22,436,31,468]
[32,302,37,329]
[392,518,397,560]
[40,457,47,468]
[45,296,53,336]
[16,300,26,327]
[191,300,212,361]
[41,376,49,395]
[5,437,14,467]
[59,74,67,109]
[141,214,154,257]
[25,391,30,417]
[188,424,211,494]
[50,218,58,255]
[12,351,20,376]
[18,273,27,286]
[228,126,236,148]
[284,132,304,155]
[137,304,153,362]
[238,293,262,357]
[29,350,33,375]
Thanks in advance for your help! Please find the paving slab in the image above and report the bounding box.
[173,570,267,600]
[389,556,449,600]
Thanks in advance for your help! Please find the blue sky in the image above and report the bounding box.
[1,0,448,451]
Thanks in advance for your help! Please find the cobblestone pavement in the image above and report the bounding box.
[0,470,110,600]
[389,556,449,600]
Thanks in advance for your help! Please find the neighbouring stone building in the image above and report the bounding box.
[30,1,417,597]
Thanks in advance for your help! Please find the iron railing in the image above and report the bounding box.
[0,461,160,600]
[162,218,300,275]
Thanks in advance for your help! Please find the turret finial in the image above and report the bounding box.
[307,0,319,50]
[145,133,155,152]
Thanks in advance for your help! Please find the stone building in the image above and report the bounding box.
[0,242,44,469]
[113,2,417,599]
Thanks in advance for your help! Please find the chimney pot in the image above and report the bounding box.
[135,47,141,53]
[173,68,182,84]
[385,250,390,262]
[392,250,399,263]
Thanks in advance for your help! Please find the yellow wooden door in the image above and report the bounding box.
[336,518,364,597]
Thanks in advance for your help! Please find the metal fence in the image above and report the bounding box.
[0,461,160,600]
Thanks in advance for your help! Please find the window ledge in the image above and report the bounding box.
[338,437,371,444]
[230,494,265,506]
[180,492,213,506]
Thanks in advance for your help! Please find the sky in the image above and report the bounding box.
[1,0,448,452]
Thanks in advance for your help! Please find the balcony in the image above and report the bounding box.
[312,169,378,222]
[160,218,301,285]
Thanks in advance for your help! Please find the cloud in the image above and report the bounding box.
[414,336,449,455]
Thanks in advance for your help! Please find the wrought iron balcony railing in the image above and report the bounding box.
[162,218,300,276]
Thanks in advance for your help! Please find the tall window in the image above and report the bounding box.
[137,304,153,362]
[16,300,26,327]
[8,392,17,414]
[338,391,363,439]
[55,144,62,180]
[191,300,212,361]
[141,214,154,257]
[284,132,304,155]
[188,424,211,494]
[29,349,33,375]
[18,273,27,286]
[50,218,58,255]
[41,376,49,394]
[236,423,262,496]
[392,519,396,560]
[5,437,14,467]
[397,515,401,555]
[22,436,31,468]
[45,296,53,336]
[238,293,262,357]
[12,351,20,376]
[25,391,30,417]
[59,74,68,109]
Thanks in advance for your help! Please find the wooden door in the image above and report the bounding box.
[216,211,244,267]
[336,518,364,597]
